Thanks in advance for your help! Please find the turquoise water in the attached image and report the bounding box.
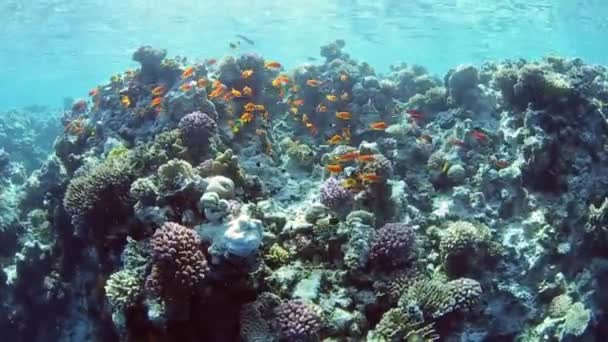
[1,0,608,110]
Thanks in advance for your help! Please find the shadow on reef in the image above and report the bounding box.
[3,41,608,341]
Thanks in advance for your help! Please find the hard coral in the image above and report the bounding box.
[275,299,322,341]
[104,269,142,310]
[178,111,217,148]
[148,222,209,294]
[369,222,415,269]
[375,308,439,342]
[320,177,353,212]
[63,159,134,234]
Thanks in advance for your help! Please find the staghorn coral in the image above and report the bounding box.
[374,308,439,342]
[148,222,209,295]
[399,277,482,320]
[275,299,322,341]
[104,269,143,310]
[63,157,134,234]
[369,222,415,269]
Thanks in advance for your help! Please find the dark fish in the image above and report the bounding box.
[306,56,317,61]
[229,41,241,50]
[236,34,255,45]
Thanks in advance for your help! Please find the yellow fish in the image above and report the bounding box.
[120,95,131,108]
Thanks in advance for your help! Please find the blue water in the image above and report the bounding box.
[1,0,608,110]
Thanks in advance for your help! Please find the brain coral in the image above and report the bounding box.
[148,222,209,294]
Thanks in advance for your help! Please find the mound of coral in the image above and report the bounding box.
[1,41,608,342]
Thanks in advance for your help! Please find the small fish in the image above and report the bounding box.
[290,85,300,93]
[151,86,165,96]
[254,104,266,111]
[336,111,352,120]
[292,99,304,106]
[407,109,424,122]
[418,134,433,144]
[316,104,328,112]
[243,86,253,96]
[197,78,208,88]
[88,88,98,97]
[339,151,359,162]
[326,164,343,173]
[342,127,352,141]
[209,86,226,99]
[339,74,349,82]
[241,69,254,78]
[229,41,240,50]
[180,82,194,92]
[231,88,243,97]
[302,114,310,123]
[471,129,488,142]
[448,137,466,147]
[120,95,131,108]
[151,97,163,107]
[265,61,282,69]
[357,154,376,163]
[328,134,343,145]
[358,173,380,183]
[205,58,217,66]
[236,34,255,45]
[343,178,360,189]
[340,92,349,101]
[305,122,318,135]
[223,92,235,101]
[290,106,299,115]
[182,66,195,79]
[244,102,257,112]
[495,159,510,169]
[240,112,254,123]
[326,94,338,102]
[306,56,317,61]
[369,121,388,131]
[306,79,321,87]
[441,162,450,174]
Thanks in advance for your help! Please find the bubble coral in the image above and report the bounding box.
[178,111,217,147]
[148,222,209,294]
[369,222,416,268]
[275,299,322,341]
[320,177,353,211]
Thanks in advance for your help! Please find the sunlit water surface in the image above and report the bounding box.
[1,0,607,109]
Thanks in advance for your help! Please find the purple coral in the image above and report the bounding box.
[178,111,217,146]
[148,222,209,294]
[320,178,352,211]
[275,299,322,340]
[370,223,416,268]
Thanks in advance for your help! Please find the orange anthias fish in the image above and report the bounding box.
[88,88,99,97]
[243,86,253,96]
[240,112,254,123]
[340,92,349,101]
[206,58,217,66]
[328,134,343,145]
[292,99,304,106]
[265,61,282,69]
[241,69,254,78]
[197,78,208,88]
[342,127,352,141]
[180,82,194,92]
[151,97,163,107]
[305,122,318,135]
[120,95,131,108]
[370,121,388,131]
[339,151,359,162]
[244,102,257,112]
[471,129,489,143]
[231,88,243,97]
[254,104,266,111]
[326,164,343,173]
[407,109,424,122]
[357,154,376,163]
[336,111,352,120]
[272,75,290,88]
[151,86,165,96]
[495,159,510,169]
[326,94,338,102]
[448,137,466,147]
[306,79,321,87]
[316,104,328,113]
[340,74,349,82]
[290,106,299,115]
[358,172,381,183]
[182,66,195,79]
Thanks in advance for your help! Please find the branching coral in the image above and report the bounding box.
[375,308,439,342]
[105,269,142,310]
[320,177,353,213]
[63,158,134,235]
[275,299,322,341]
[147,222,209,295]
[369,222,416,269]
[439,220,498,276]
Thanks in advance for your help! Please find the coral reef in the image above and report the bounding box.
[3,42,608,342]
